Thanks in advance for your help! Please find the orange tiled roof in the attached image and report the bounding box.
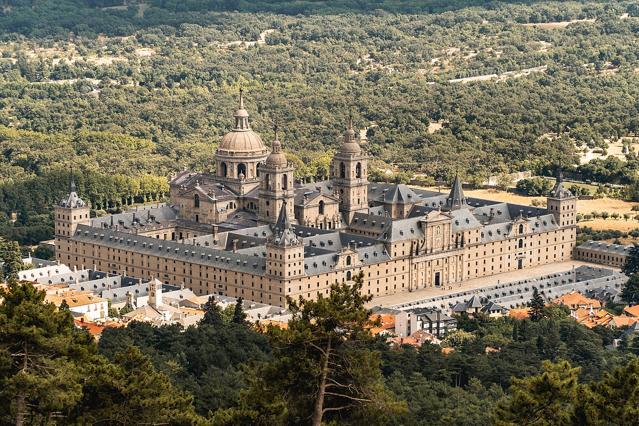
[610,315,638,327]
[509,308,530,320]
[47,291,107,308]
[572,307,612,328]
[369,314,396,330]
[624,305,639,318]
[74,319,123,336]
[387,336,419,347]
[554,292,601,309]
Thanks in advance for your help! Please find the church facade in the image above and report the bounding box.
[55,93,577,307]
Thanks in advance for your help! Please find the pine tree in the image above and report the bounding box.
[621,274,639,304]
[493,361,580,425]
[232,297,247,324]
[529,287,545,322]
[0,281,91,425]
[59,299,70,311]
[622,244,639,275]
[217,272,407,425]
[574,359,639,425]
[75,346,205,425]
[201,296,223,326]
[0,238,23,280]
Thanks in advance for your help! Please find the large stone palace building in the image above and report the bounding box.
[55,92,577,307]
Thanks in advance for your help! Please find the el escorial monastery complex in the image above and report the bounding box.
[54,93,578,307]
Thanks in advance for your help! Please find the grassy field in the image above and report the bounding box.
[432,187,639,232]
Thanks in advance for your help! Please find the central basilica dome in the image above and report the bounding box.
[216,92,268,157]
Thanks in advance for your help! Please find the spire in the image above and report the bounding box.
[344,114,355,143]
[59,169,86,209]
[549,170,573,199]
[445,174,467,211]
[270,201,300,246]
[272,124,281,153]
[69,168,76,193]
[233,88,250,130]
[338,114,361,155]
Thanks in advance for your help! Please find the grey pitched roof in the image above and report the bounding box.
[577,240,632,255]
[349,213,393,234]
[379,217,425,242]
[73,224,267,274]
[467,295,483,309]
[368,183,423,204]
[623,322,639,337]
[445,175,467,210]
[382,184,419,204]
[170,171,238,199]
[481,301,509,313]
[92,204,179,232]
[294,181,338,207]
[452,302,468,313]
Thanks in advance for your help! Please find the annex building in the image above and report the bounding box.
[55,92,577,307]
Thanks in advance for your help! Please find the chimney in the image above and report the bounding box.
[232,239,238,253]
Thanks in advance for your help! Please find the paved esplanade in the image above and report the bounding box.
[369,260,624,309]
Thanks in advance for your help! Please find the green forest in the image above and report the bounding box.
[2,275,639,424]
[1,0,639,243]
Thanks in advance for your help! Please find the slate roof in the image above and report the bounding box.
[382,184,419,204]
[481,301,509,314]
[577,241,632,255]
[445,175,467,210]
[294,181,338,206]
[549,176,574,199]
[73,224,267,274]
[467,295,483,309]
[59,179,87,208]
[269,202,301,247]
[92,204,179,231]
[170,171,239,199]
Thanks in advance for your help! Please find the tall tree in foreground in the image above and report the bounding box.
[0,238,24,280]
[493,360,580,426]
[75,346,205,425]
[622,244,639,275]
[0,281,91,425]
[574,359,639,425]
[232,297,247,325]
[216,272,406,425]
[621,274,639,305]
[529,287,546,322]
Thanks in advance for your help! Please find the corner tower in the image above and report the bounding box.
[215,89,270,195]
[258,128,295,224]
[547,173,577,227]
[266,202,304,280]
[55,176,90,261]
[331,117,369,223]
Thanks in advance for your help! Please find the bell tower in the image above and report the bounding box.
[258,128,295,224]
[331,117,369,223]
